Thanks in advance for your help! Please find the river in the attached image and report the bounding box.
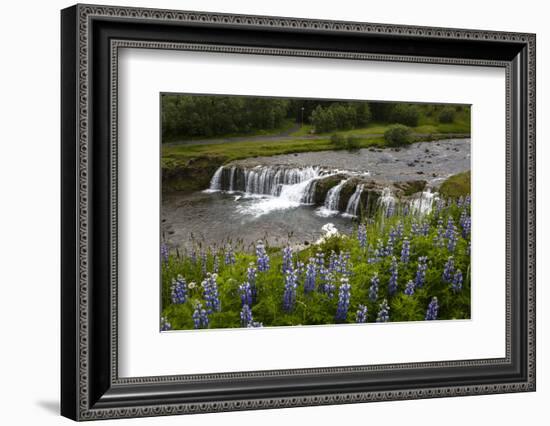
[162,138,470,252]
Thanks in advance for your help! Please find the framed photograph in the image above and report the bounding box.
[61,4,536,421]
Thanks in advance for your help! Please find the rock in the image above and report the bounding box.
[312,174,348,205]
[416,171,424,175]
[407,162,415,167]
[394,180,427,196]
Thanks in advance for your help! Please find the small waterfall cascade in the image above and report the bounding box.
[409,189,437,215]
[378,187,396,214]
[228,166,236,192]
[207,165,325,202]
[345,184,364,216]
[324,180,348,212]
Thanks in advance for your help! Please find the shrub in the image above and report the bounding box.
[438,106,456,123]
[345,135,361,150]
[390,104,420,126]
[384,124,413,147]
[330,134,346,148]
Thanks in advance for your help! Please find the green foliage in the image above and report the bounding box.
[310,103,372,133]
[345,135,361,150]
[162,95,290,140]
[390,104,420,126]
[330,134,361,151]
[161,198,471,330]
[439,171,471,198]
[384,124,413,146]
[438,106,456,123]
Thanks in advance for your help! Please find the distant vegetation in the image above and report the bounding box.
[162,94,470,142]
[384,124,414,147]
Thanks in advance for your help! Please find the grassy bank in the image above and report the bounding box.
[161,196,471,330]
[440,171,471,198]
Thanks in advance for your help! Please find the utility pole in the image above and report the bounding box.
[301,106,305,127]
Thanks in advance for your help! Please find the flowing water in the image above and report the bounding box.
[163,138,470,251]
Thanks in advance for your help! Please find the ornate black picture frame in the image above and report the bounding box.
[61,4,536,421]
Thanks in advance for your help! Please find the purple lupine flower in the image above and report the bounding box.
[442,256,455,283]
[376,299,390,322]
[160,316,172,331]
[396,222,404,239]
[411,221,420,236]
[239,281,253,307]
[358,224,367,249]
[315,250,325,270]
[462,215,471,239]
[445,217,455,238]
[160,243,169,264]
[282,268,298,312]
[170,275,187,304]
[447,226,457,252]
[328,250,338,273]
[369,274,380,302]
[282,246,294,274]
[247,321,263,328]
[323,271,336,298]
[190,249,197,265]
[400,238,410,263]
[433,218,445,248]
[464,195,471,208]
[388,257,398,296]
[224,244,236,265]
[247,263,257,286]
[386,202,394,218]
[356,304,368,323]
[403,204,410,216]
[256,240,270,272]
[335,277,351,321]
[192,303,209,329]
[385,229,396,256]
[415,256,428,288]
[203,273,221,314]
[213,255,220,273]
[457,196,464,208]
[240,304,253,327]
[452,269,463,293]
[404,280,415,296]
[425,297,439,320]
[421,221,430,236]
[304,258,316,294]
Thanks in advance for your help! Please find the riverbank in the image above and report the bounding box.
[162,135,470,193]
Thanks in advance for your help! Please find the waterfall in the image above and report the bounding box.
[228,166,236,192]
[207,166,224,192]
[378,187,396,215]
[345,184,364,216]
[324,180,348,211]
[207,165,326,215]
[409,189,436,215]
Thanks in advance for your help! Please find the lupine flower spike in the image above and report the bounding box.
[425,297,439,320]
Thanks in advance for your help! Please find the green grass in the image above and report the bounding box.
[439,171,471,198]
[162,136,386,171]
[161,199,471,330]
[290,117,470,139]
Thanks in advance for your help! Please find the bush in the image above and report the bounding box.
[330,134,346,148]
[390,104,420,126]
[438,106,456,123]
[384,124,413,146]
[345,135,361,150]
